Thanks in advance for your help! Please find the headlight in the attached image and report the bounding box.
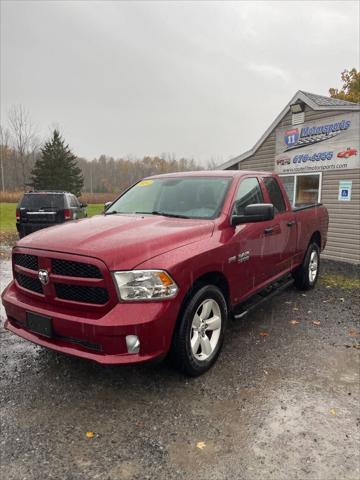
[112,270,178,301]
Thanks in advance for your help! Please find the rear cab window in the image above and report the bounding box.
[263,177,286,213]
[20,194,65,210]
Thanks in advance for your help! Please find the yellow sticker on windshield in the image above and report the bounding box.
[138,180,154,187]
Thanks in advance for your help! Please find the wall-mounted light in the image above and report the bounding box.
[290,100,305,114]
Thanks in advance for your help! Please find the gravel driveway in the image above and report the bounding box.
[1,254,359,480]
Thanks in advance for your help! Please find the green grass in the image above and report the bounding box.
[86,204,104,217]
[320,274,360,290]
[0,203,16,232]
[0,203,104,233]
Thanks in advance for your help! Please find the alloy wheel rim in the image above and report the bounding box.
[190,299,222,361]
[309,250,318,283]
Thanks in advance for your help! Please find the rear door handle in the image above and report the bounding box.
[264,227,274,234]
[287,220,296,227]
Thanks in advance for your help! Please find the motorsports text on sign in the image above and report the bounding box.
[275,112,360,174]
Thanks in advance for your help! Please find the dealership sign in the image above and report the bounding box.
[275,112,360,174]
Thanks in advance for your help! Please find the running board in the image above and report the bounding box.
[233,276,294,320]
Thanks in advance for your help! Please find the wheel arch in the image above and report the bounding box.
[188,271,230,306]
[310,230,321,248]
[171,270,230,340]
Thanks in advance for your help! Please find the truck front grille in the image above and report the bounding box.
[52,259,102,278]
[14,253,38,271]
[54,283,109,305]
[15,272,43,294]
[13,251,112,307]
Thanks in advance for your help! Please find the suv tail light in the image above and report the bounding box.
[16,208,20,221]
[64,209,72,220]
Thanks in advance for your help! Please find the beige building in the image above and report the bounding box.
[221,91,360,265]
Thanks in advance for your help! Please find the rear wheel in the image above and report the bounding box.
[171,285,227,377]
[293,242,320,290]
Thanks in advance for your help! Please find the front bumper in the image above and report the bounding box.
[2,281,179,364]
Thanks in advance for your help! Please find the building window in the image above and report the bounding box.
[280,173,321,207]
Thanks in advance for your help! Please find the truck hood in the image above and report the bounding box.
[17,214,214,270]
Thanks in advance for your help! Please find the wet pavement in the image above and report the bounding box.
[1,254,359,480]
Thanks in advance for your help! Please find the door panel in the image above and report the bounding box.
[260,212,297,278]
[228,223,266,301]
[227,176,271,301]
[262,176,297,276]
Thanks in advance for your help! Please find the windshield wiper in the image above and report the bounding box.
[107,210,191,219]
[105,210,120,215]
[105,211,143,216]
[136,211,190,219]
[151,210,190,218]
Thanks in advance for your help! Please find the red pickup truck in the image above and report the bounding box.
[2,171,328,376]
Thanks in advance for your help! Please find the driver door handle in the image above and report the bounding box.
[287,220,296,227]
[264,227,274,234]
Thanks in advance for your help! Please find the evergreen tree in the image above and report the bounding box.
[31,130,84,196]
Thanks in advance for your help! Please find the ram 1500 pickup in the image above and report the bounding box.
[2,171,329,376]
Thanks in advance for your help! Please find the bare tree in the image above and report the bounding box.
[8,105,36,187]
[206,158,218,170]
[0,125,10,192]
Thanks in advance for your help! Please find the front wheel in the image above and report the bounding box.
[292,242,320,290]
[171,285,227,377]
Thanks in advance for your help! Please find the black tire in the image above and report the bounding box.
[292,242,320,290]
[171,285,227,377]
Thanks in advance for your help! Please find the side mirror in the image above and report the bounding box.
[104,201,112,212]
[231,203,275,226]
[80,202,87,208]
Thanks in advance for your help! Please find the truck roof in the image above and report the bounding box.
[147,170,273,179]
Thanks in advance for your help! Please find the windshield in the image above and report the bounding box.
[106,177,232,219]
[20,193,65,210]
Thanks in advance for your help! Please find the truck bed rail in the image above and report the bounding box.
[293,203,322,212]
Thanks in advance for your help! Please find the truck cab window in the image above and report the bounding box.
[263,177,286,213]
[233,177,263,215]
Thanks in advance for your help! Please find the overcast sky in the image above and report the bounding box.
[1,1,359,165]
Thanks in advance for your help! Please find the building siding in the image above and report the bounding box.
[321,168,360,264]
[227,106,360,264]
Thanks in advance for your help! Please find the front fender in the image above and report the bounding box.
[135,236,232,305]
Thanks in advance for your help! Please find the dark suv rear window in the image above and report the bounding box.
[20,194,65,210]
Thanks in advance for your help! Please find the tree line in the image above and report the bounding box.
[0,106,204,195]
[77,154,202,194]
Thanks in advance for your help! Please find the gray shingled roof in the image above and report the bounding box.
[301,91,359,107]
